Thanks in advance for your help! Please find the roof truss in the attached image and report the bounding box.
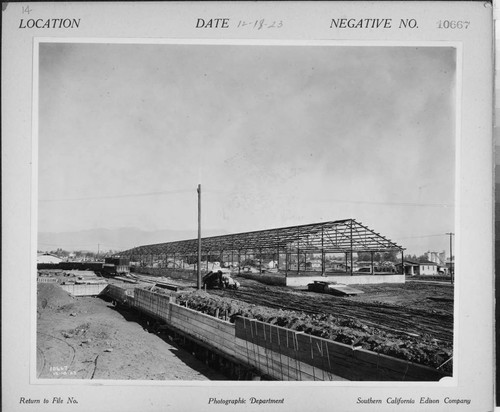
[118,219,404,257]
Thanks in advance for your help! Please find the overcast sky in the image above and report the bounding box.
[38,43,456,255]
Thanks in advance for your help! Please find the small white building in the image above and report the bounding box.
[419,261,439,276]
[397,260,438,276]
[265,260,278,269]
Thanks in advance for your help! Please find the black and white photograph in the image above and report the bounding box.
[2,1,494,411]
[35,41,456,383]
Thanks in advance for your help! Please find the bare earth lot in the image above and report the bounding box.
[37,283,226,380]
[37,271,453,380]
[199,276,453,343]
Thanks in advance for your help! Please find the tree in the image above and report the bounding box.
[382,250,398,262]
[417,254,429,263]
[357,252,371,261]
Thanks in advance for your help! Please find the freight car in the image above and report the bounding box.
[37,259,130,276]
[99,257,130,277]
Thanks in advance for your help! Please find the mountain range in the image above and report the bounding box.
[38,227,227,253]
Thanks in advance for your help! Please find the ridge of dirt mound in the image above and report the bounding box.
[37,283,74,310]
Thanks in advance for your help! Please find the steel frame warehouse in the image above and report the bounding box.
[119,219,404,276]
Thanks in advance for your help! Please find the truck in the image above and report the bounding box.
[203,270,240,290]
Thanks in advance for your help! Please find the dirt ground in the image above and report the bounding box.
[37,270,454,380]
[37,283,226,380]
[190,276,454,344]
[132,272,454,343]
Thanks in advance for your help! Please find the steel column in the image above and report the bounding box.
[321,227,325,276]
[350,220,353,276]
[297,228,300,275]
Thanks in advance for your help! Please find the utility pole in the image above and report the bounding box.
[197,184,202,290]
[446,232,454,284]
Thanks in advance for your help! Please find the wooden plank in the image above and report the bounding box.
[347,347,445,381]
[169,321,235,347]
[169,318,234,338]
[133,290,172,322]
[236,319,323,364]
[115,276,137,283]
[170,304,234,330]
[168,324,238,358]
[37,277,59,283]
[167,313,236,341]
[232,337,337,381]
[234,317,448,381]
[234,337,303,380]
[244,319,383,379]
[237,346,292,380]
[163,322,245,367]
[168,321,235,350]
[154,282,179,291]
[169,312,235,337]
[60,284,107,296]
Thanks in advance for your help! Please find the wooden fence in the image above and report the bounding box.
[234,317,445,381]
[60,283,107,296]
[37,277,59,283]
[104,287,449,381]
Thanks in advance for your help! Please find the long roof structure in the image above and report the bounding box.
[118,219,404,257]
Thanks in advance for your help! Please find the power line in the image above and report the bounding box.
[315,198,453,208]
[39,189,192,202]
[397,233,450,240]
[205,190,453,207]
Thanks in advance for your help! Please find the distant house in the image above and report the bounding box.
[396,259,439,276]
[305,260,322,269]
[419,261,439,276]
[37,253,62,265]
[396,260,420,276]
[329,262,349,272]
[258,260,277,269]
